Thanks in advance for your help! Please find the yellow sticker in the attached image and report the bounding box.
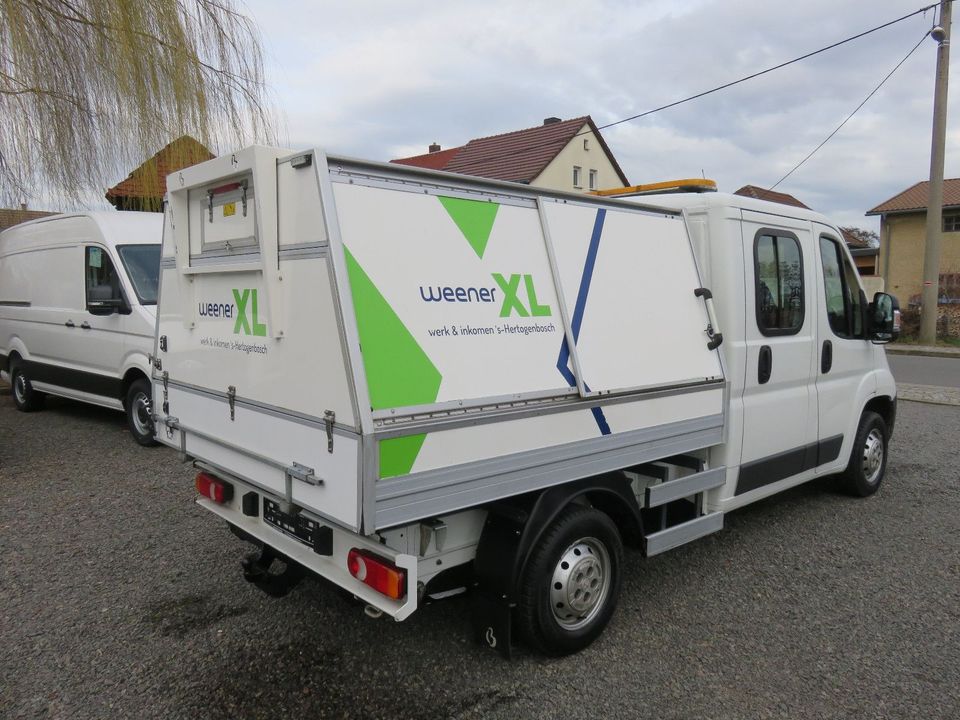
[223,202,236,217]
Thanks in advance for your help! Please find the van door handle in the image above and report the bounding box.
[758,345,772,384]
[821,340,833,374]
[80,321,91,330]
[65,320,75,328]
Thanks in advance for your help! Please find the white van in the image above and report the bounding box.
[152,147,899,656]
[0,212,163,444]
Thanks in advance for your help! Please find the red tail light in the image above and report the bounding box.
[195,472,233,504]
[347,548,406,600]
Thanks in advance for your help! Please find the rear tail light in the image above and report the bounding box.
[195,472,233,504]
[347,548,406,600]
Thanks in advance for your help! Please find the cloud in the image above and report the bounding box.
[245,0,954,230]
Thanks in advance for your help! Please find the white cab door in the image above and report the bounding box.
[736,213,818,496]
[813,225,876,474]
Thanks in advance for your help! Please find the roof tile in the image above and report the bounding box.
[866,179,960,215]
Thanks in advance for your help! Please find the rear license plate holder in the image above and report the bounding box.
[262,498,332,555]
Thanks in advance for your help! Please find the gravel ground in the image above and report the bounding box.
[1,389,958,720]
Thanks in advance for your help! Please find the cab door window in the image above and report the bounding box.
[818,236,864,338]
[754,231,804,335]
[85,246,121,304]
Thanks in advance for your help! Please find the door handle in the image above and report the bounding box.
[821,340,833,374]
[758,345,772,384]
[65,320,75,328]
[80,321,91,330]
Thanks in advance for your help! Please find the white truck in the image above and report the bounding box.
[152,146,899,656]
[0,212,163,444]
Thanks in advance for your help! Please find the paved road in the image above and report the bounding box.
[888,353,960,388]
[2,390,959,720]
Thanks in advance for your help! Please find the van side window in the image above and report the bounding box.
[754,232,804,335]
[819,236,864,338]
[85,246,120,302]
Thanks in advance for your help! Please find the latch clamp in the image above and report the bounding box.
[323,410,335,453]
[161,371,170,414]
[227,385,236,421]
[287,462,321,486]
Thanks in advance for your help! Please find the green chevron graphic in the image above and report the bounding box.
[438,195,499,259]
[379,434,428,479]
[344,246,441,478]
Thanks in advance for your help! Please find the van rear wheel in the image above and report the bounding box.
[125,378,157,446]
[10,360,44,412]
[839,411,888,497]
[517,505,622,655]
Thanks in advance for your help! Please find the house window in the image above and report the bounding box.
[573,166,582,188]
[583,138,590,151]
[589,170,598,190]
[754,231,804,335]
[943,213,960,232]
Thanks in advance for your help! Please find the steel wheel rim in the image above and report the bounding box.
[131,391,153,436]
[549,536,611,631]
[862,428,884,484]
[13,373,27,404]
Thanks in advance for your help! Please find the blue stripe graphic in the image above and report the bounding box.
[556,209,611,435]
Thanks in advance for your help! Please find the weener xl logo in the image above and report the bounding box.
[492,273,551,318]
[232,288,267,336]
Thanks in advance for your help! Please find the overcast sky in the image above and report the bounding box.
[241,0,957,231]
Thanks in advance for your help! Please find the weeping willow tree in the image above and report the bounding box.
[0,0,275,206]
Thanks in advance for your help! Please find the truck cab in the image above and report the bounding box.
[645,191,897,508]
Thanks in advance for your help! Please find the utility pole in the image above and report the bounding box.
[920,0,952,344]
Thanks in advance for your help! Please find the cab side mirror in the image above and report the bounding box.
[868,292,900,344]
[87,284,128,315]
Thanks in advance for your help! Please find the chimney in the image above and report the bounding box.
[543,117,561,125]
[429,142,441,153]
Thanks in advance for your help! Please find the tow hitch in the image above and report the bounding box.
[240,545,306,598]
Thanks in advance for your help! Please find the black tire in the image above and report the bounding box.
[9,359,44,412]
[517,505,623,656]
[125,377,157,446]
[839,411,888,497]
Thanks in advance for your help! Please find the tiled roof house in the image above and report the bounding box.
[392,116,629,193]
[106,136,214,211]
[867,179,960,301]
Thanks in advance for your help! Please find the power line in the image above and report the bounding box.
[451,2,944,168]
[594,2,943,132]
[768,31,930,191]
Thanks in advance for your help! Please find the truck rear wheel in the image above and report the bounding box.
[10,360,44,412]
[839,410,888,497]
[125,378,157,446]
[518,505,622,655]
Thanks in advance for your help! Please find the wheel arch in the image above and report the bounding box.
[120,366,150,403]
[471,472,641,656]
[863,394,897,437]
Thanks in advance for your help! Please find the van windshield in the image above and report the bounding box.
[117,244,161,305]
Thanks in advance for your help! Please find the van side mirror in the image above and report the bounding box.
[867,292,900,344]
[87,284,127,315]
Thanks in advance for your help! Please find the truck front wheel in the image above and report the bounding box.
[125,378,157,446]
[839,410,888,497]
[518,505,623,655]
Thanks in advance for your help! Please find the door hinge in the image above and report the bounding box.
[227,385,236,421]
[324,410,335,453]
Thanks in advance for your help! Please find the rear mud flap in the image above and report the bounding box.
[471,592,514,659]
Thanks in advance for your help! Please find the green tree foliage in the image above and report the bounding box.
[0,0,274,205]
